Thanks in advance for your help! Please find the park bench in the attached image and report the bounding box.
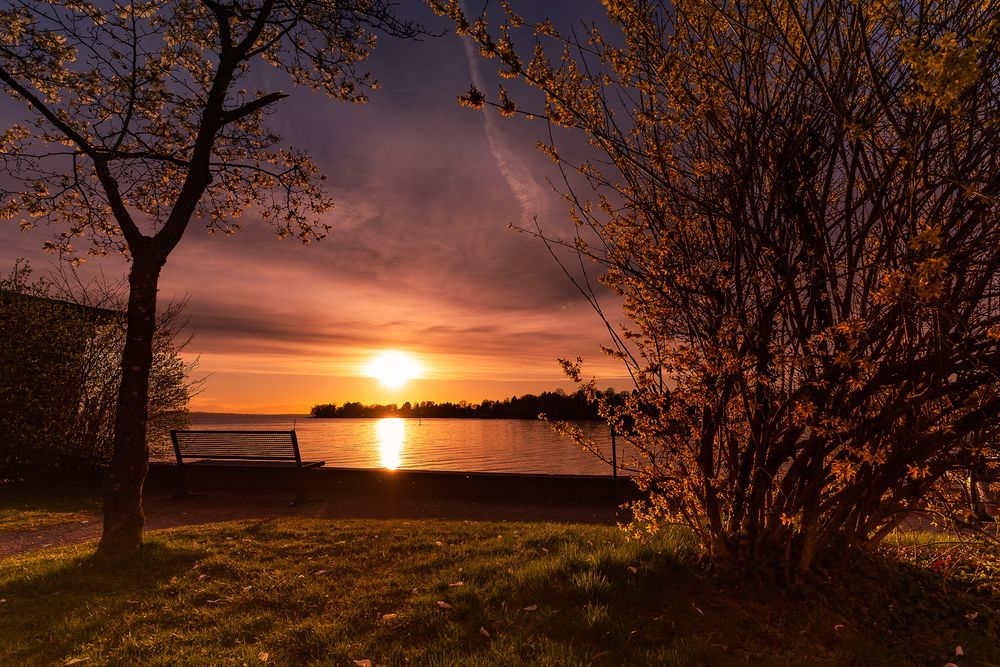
[170,430,324,504]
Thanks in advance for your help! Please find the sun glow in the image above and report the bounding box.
[365,350,423,389]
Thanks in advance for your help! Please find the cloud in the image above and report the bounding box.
[458,5,550,231]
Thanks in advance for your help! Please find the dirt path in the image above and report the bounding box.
[0,490,624,559]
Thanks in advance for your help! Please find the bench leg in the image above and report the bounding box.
[290,470,320,505]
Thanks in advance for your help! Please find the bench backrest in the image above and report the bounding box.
[171,430,302,465]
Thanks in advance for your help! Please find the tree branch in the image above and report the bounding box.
[0,63,97,158]
[222,91,288,124]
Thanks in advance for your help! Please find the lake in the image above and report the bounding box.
[156,414,629,476]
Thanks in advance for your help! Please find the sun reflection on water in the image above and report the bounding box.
[376,418,405,469]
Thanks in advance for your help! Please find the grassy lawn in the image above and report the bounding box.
[0,485,100,533]
[1,518,998,666]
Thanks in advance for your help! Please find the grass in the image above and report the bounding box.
[882,529,1000,597]
[0,485,99,532]
[1,518,998,666]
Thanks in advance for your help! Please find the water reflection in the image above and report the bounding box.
[376,418,405,469]
[183,415,622,475]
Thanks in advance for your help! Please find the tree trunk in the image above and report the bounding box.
[96,252,163,560]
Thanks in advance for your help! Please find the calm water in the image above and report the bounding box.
[157,414,627,476]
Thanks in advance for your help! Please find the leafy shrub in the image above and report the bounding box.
[0,262,196,481]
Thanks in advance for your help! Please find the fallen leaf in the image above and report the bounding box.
[966,611,979,621]
[956,646,964,657]
[944,663,959,667]
[627,566,638,574]
[410,588,419,595]
[127,599,139,604]
[353,660,371,667]
[435,601,453,609]
[591,650,610,661]
[833,624,845,632]
[257,652,269,662]
[242,586,253,592]
[313,570,328,576]
[479,626,491,638]
[692,604,704,616]
[541,547,549,554]
[197,574,207,581]
[435,541,444,547]
[297,575,305,579]
[524,604,538,612]
[63,659,87,666]
[381,613,398,621]
[448,581,464,587]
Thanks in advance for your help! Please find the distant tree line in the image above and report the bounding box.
[310,388,623,420]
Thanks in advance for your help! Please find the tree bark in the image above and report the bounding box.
[95,251,163,560]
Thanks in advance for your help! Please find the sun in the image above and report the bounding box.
[364,351,423,389]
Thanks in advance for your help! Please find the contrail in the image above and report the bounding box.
[458,11,547,226]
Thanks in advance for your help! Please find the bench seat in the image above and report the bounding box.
[183,459,324,469]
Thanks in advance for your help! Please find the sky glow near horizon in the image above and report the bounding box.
[0,1,629,413]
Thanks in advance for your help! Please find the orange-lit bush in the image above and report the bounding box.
[437,0,1000,577]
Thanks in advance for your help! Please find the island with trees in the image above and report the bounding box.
[310,388,623,420]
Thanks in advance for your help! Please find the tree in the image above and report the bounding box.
[435,0,1000,578]
[0,1,422,559]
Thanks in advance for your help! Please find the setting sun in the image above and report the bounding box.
[364,350,423,389]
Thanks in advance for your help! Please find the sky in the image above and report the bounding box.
[0,1,631,413]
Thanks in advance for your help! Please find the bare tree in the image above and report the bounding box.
[0,0,423,559]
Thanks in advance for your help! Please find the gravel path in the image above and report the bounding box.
[0,490,624,559]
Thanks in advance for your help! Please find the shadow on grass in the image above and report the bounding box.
[0,482,101,532]
[806,553,1000,664]
[0,540,203,663]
